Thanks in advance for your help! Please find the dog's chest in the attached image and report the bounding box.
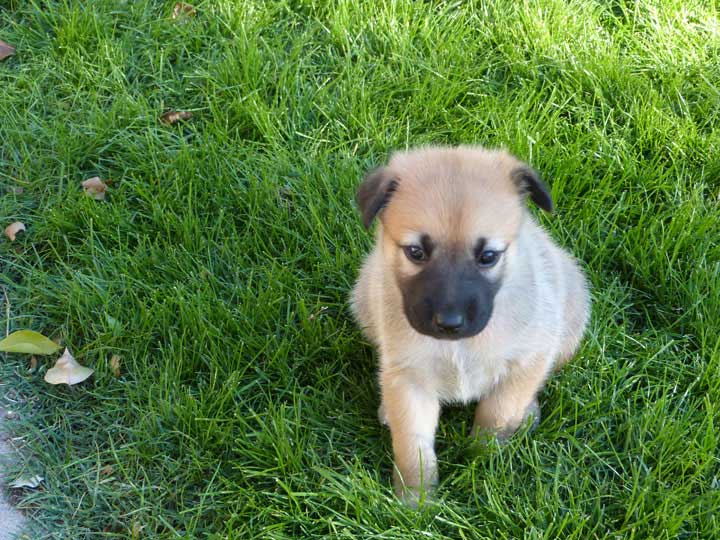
[432,342,508,404]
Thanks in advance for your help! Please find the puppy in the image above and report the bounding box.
[351,145,589,504]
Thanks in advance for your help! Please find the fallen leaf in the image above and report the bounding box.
[0,40,15,62]
[82,177,108,200]
[44,348,94,385]
[0,330,62,355]
[10,475,43,489]
[4,221,25,241]
[100,465,114,475]
[172,2,196,19]
[30,356,38,370]
[110,354,121,377]
[160,110,193,125]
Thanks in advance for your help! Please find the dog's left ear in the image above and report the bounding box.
[512,166,553,213]
[356,166,399,229]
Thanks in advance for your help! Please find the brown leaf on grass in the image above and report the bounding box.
[30,356,38,370]
[82,177,108,200]
[100,465,114,475]
[0,40,15,61]
[110,354,121,377]
[160,110,193,125]
[172,2,196,19]
[44,348,94,385]
[4,221,25,241]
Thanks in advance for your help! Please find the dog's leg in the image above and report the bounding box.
[472,359,549,441]
[381,371,440,505]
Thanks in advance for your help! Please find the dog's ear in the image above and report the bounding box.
[512,166,553,213]
[356,167,399,229]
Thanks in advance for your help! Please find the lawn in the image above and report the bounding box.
[1,0,719,538]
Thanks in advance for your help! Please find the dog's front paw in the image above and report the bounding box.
[393,467,437,508]
[393,481,436,508]
[472,398,541,443]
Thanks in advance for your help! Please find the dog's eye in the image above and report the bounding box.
[403,245,427,263]
[476,250,501,267]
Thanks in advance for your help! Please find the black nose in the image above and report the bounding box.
[433,311,465,332]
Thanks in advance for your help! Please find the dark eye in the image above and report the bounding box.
[476,250,501,267]
[403,245,427,263]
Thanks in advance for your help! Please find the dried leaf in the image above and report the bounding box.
[82,177,108,200]
[30,356,38,370]
[44,348,94,385]
[160,110,193,125]
[100,465,114,475]
[0,330,62,355]
[10,475,43,489]
[4,221,25,241]
[0,40,15,61]
[110,354,121,377]
[172,2,196,19]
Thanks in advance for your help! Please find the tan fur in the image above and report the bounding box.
[351,146,590,504]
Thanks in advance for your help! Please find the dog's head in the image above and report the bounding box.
[357,146,552,340]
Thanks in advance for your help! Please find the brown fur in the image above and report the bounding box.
[351,145,590,504]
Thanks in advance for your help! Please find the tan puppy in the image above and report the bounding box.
[351,145,589,504]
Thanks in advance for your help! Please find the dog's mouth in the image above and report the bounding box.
[404,306,491,341]
[420,327,482,341]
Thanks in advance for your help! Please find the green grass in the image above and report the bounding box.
[1,0,719,538]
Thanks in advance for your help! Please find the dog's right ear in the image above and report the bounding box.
[356,167,399,229]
